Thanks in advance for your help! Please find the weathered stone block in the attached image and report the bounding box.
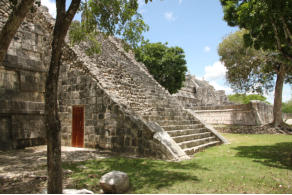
[11,115,45,140]
[20,71,45,92]
[0,68,19,90]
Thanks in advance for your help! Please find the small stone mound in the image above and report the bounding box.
[100,171,129,194]
[63,189,94,194]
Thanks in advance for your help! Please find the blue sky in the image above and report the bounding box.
[41,0,291,103]
[138,0,237,92]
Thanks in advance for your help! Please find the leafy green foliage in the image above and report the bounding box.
[219,1,292,125]
[228,94,268,104]
[282,99,292,113]
[220,0,292,60]
[218,30,292,94]
[69,0,150,51]
[134,42,188,94]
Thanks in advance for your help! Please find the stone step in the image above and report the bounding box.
[162,124,205,131]
[157,119,200,126]
[184,141,221,156]
[142,115,193,121]
[179,136,217,149]
[167,128,209,137]
[142,111,186,117]
[173,132,212,143]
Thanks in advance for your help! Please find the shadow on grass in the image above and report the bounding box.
[0,175,47,194]
[233,142,292,170]
[63,157,206,192]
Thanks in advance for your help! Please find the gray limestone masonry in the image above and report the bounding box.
[174,75,289,128]
[192,100,290,126]
[0,0,227,160]
[173,74,231,109]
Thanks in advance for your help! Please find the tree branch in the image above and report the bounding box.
[65,0,81,25]
[280,15,292,43]
[0,0,35,63]
[270,16,282,51]
[270,16,292,61]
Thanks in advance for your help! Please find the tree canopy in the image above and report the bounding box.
[69,0,149,53]
[220,0,292,127]
[134,42,188,94]
[220,0,292,60]
[218,30,292,94]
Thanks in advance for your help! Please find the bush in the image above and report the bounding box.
[282,100,292,113]
[228,94,268,104]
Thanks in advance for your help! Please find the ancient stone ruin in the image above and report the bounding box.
[0,1,228,160]
[173,74,231,109]
[175,75,291,128]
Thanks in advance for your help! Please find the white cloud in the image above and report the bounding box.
[164,12,176,22]
[204,46,211,52]
[178,0,183,4]
[204,61,227,80]
[41,0,56,18]
[199,61,231,95]
[209,81,233,95]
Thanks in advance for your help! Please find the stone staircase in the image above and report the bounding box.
[141,109,221,156]
[72,36,227,158]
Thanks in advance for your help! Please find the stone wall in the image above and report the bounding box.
[0,1,52,150]
[0,1,227,161]
[58,47,174,159]
[0,1,174,159]
[174,74,231,109]
[193,101,275,126]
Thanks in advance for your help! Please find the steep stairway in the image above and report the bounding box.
[72,36,227,158]
[141,108,221,156]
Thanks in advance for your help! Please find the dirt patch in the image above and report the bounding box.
[0,146,110,193]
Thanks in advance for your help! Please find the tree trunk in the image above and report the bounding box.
[45,0,80,193]
[0,0,35,63]
[272,64,286,127]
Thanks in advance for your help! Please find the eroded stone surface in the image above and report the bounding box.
[100,171,130,194]
[174,74,231,109]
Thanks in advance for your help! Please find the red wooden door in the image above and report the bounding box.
[72,106,84,147]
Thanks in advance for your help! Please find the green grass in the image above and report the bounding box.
[63,134,292,193]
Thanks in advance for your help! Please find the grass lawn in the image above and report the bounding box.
[63,134,292,193]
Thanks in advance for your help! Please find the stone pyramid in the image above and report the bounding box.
[0,1,228,160]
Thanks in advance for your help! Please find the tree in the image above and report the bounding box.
[45,0,151,193]
[0,0,151,193]
[220,0,292,128]
[134,42,188,94]
[0,0,36,63]
[45,1,81,193]
[228,94,268,105]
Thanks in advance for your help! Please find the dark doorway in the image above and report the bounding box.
[72,106,84,147]
[0,116,12,150]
